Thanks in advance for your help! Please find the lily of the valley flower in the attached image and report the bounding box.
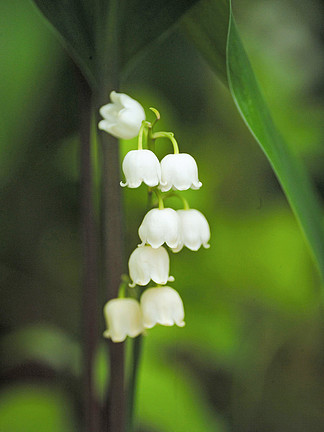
[159,153,202,192]
[120,149,161,188]
[98,91,145,139]
[128,245,174,287]
[140,286,185,328]
[103,298,144,342]
[138,208,181,249]
[172,209,211,252]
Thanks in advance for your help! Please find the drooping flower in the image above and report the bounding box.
[120,149,161,188]
[128,245,174,287]
[138,208,181,249]
[172,209,211,252]
[103,298,144,342]
[159,153,202,192]
[98,91,145,139]
[140,286,185,328]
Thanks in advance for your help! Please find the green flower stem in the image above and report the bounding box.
[165,192,190,210]
[152,131,180,154]
[137,121,150,150]
[147,127,155,153]
[154,188,165,209]
[182,198,190,210]
[118,279,128,298]
[149,107,161,128]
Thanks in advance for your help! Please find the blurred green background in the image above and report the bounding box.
[1,0,324,431]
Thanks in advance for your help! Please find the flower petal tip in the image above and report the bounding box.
[103,330,110,338]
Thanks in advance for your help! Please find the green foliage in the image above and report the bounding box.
[32,0,324,283]
[2,0,324,431]
[1,325,80,375]
[227,19,324,284]
[32,0,97,87]
[120,0,199,73]
[183,0,324,283]
[0,385,75,432]
[32,0,199,87]
[182,0,229,85]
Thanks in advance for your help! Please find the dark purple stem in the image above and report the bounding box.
[100,130,125,432]
[78,71,100,432]
[95,0,125,428]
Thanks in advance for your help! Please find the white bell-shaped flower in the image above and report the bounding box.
[159,153,202,192]
[172,209,211,252]
[120,149,161,188]
[138,208,181,249]
[98,91,145,139]
[140,286,185,328]
[128,245,174,287]
[103,298,144,342]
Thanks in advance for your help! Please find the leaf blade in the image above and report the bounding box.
[120,0,200,75]
[32,0,96,87]
[226,17,324,280]
[183,0,324,282]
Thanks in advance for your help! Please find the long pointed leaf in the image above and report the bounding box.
[32,0,200,88]
[183,0,324,282]
[32,0,97,88]
[120,0,199,74]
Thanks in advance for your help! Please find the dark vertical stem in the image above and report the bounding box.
[94,0,125,429]
[78,71,100,432]
[126,336,143,432]
[100,130,125,432]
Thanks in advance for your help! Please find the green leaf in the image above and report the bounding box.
[120,0,199,75]
[182,0,229,85]
[32,0,97,88]
[0,384,75,432]
[183,0,324,283]
[1,325,81,376]
[138,333,226,432]
[32,0,200,88]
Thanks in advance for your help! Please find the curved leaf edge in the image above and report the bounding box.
[225,0,324,284]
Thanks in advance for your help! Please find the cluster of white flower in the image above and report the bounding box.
[99,92,210,343]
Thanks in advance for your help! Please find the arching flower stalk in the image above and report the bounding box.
[99,90,211,432]
[99,92,211,340]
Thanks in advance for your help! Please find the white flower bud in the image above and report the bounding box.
[120,149,161,188]
[140,286,185,329]
[98,91,145,139]
[159,153,202,192]
[128,245,174,287]
[138,208,181,249]
[172,209,211,252]
[103,298,144,342]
